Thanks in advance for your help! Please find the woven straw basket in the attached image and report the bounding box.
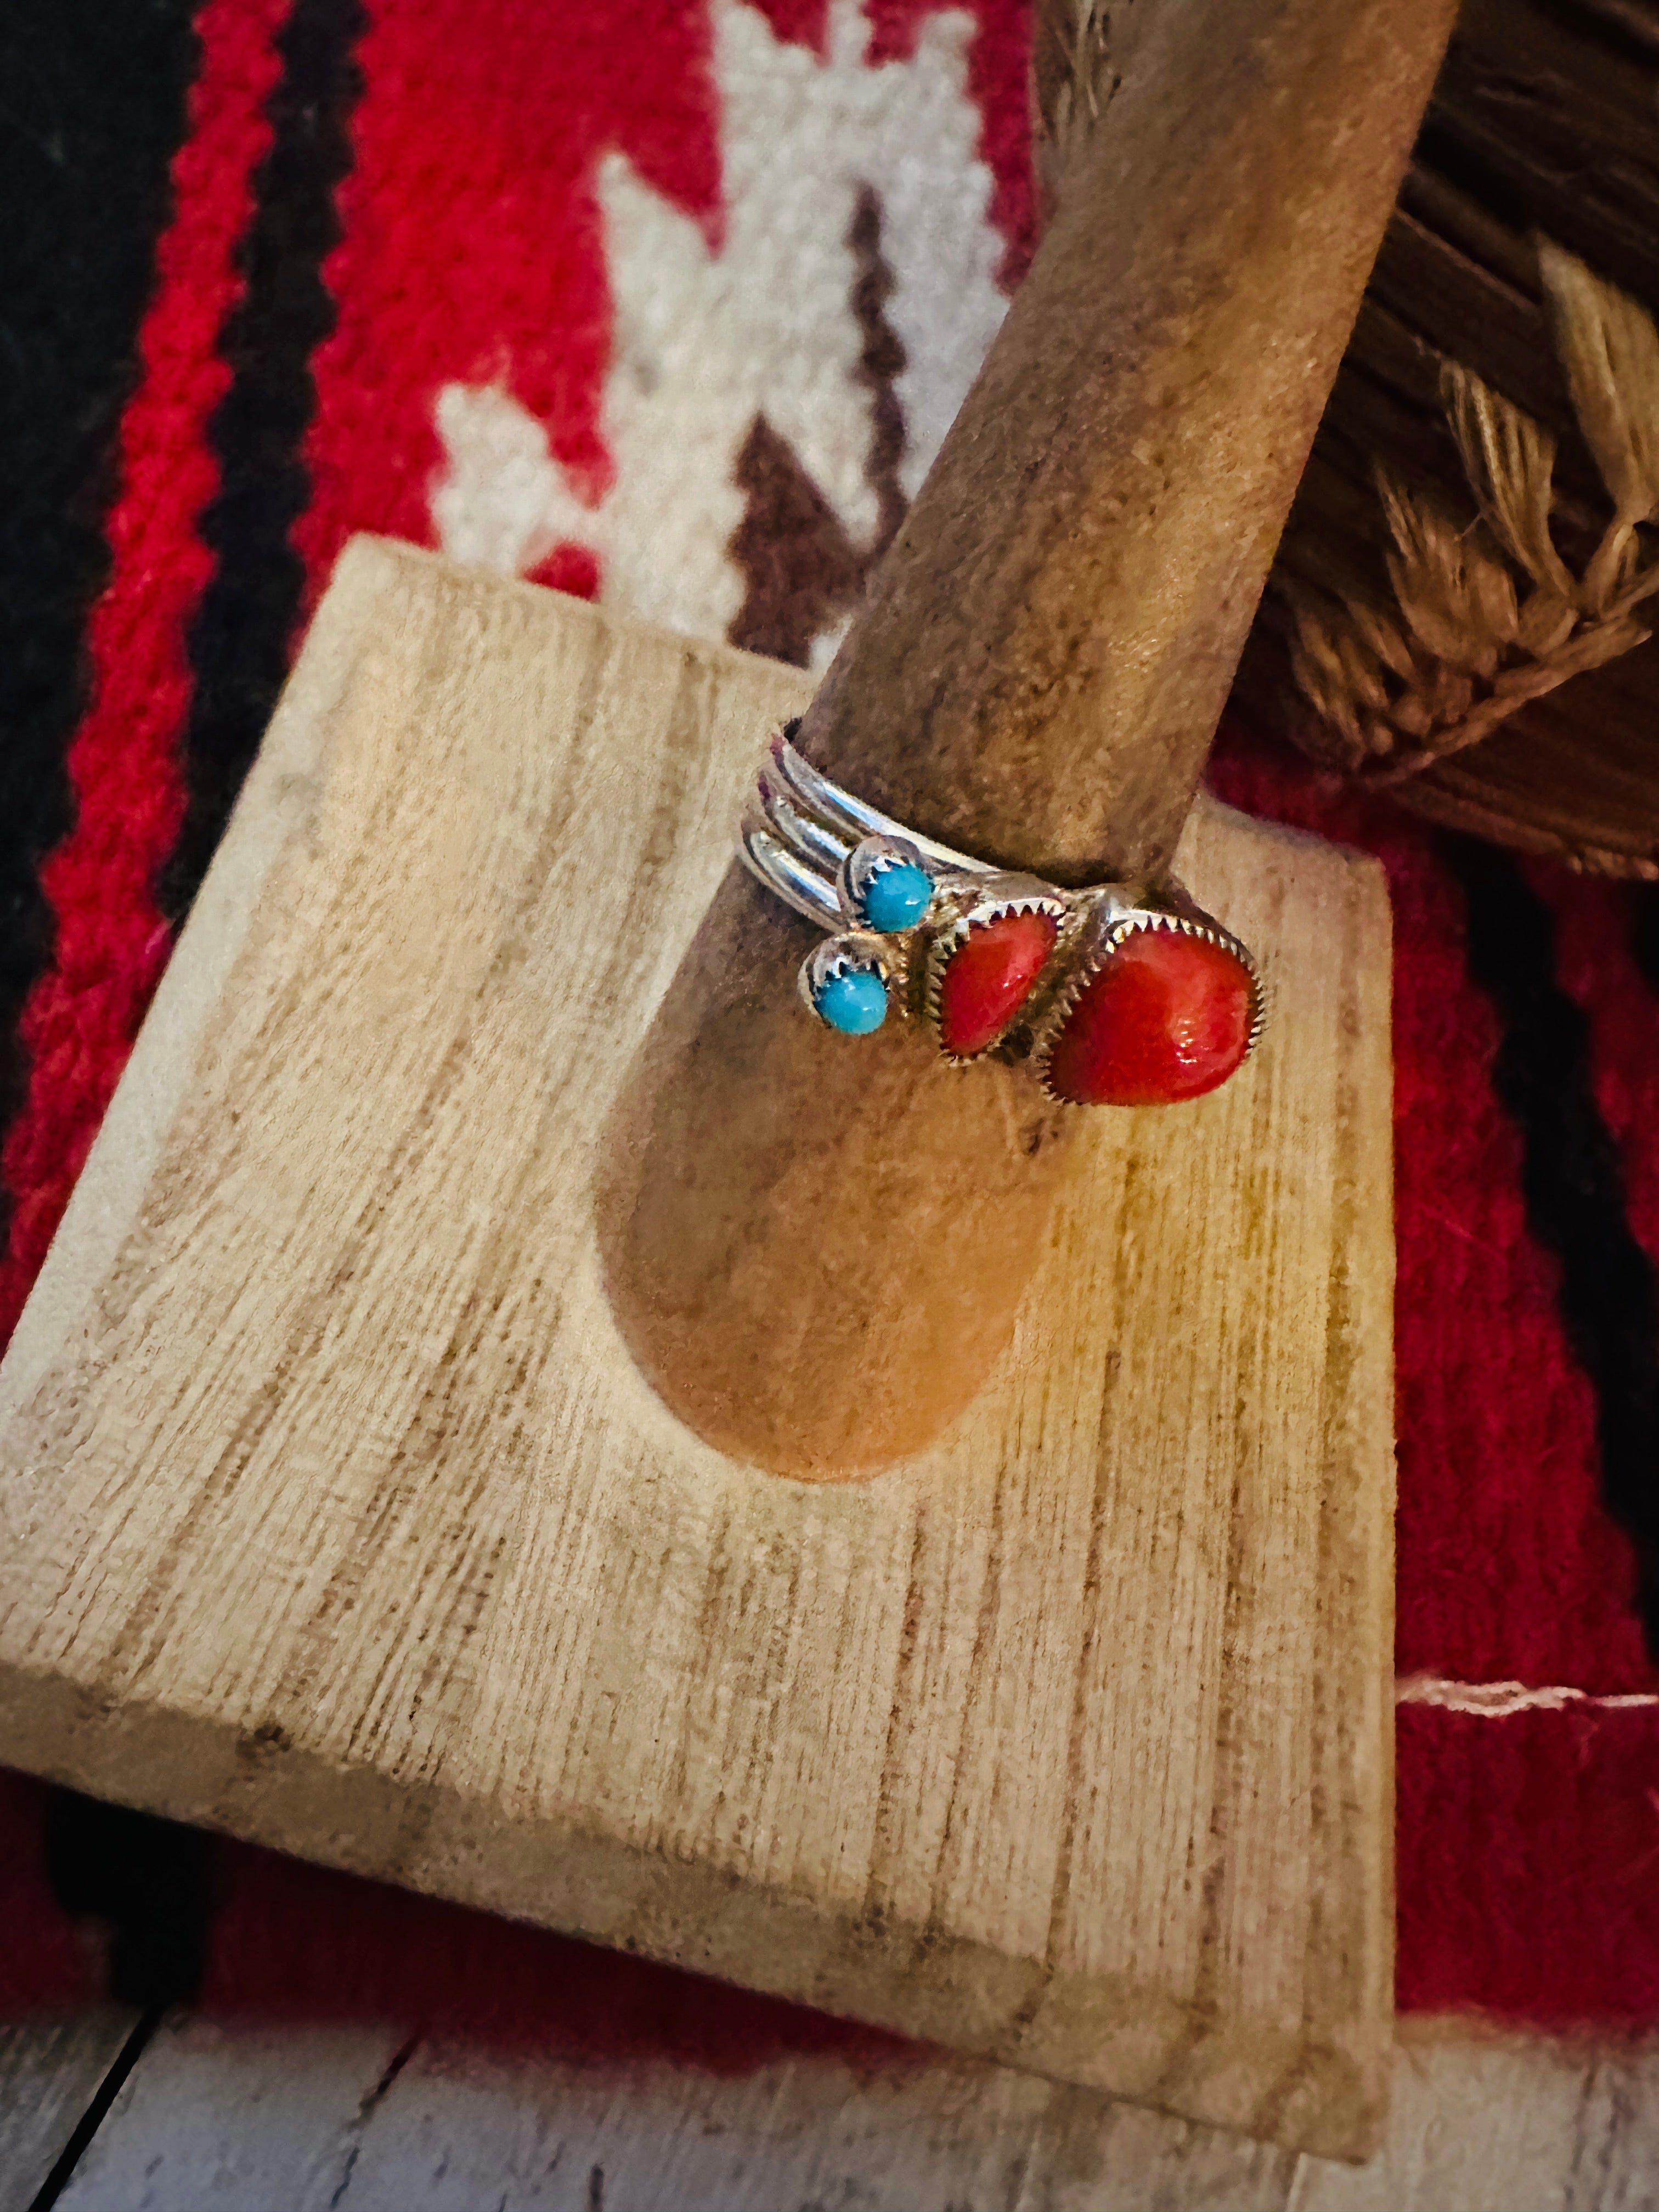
[1040,0,1659,876]
[1221,0,1659,875]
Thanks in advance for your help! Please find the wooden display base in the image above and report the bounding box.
[0,541,1395,2159]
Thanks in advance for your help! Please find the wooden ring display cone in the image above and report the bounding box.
[598,0,1460,1480]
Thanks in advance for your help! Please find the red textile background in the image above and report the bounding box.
[3,0,1659,2050]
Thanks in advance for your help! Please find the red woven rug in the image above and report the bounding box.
[4,0,1659,2051]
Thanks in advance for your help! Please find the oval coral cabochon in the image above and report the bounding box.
[1044,927,1256,1106]
[936,909,1058,1057]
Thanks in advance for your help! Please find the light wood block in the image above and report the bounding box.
[0,539,1395,2159]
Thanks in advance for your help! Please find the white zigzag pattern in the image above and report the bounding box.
[430,0,1005,662]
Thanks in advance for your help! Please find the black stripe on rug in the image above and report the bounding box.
[1632,884,1659,1001]
[0,0,200,1243]
[160,0,366,921]
[1444,835,1659,1660]
[44,1789,214,2012]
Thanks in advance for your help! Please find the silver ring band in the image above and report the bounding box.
[735,723,1266,1106]
[740,730,997,926]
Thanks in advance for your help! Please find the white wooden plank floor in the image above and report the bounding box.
[5,2013,1658,2210]
[0,2016,137,2212]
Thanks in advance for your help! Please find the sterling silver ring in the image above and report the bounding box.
[737,724,1266,1108]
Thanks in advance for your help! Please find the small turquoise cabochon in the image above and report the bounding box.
[815,966,889,1034]
[857,860,932,934]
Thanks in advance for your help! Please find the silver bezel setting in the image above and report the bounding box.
[799,931,898,1029]
[1029,904,1268,1105]
[919,874,1070,1063]
[837,833,935,930]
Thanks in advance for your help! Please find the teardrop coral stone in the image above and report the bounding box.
[1045,929,1255,1105]
[937,910,1058,1057]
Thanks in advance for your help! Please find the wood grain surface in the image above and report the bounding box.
[0,541,1395,2157]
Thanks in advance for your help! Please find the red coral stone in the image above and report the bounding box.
[936,909,1058,1057]
[1045,927,1255,1105]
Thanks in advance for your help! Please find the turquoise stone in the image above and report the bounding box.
[859,861,932,933]
[815,966,888,1034]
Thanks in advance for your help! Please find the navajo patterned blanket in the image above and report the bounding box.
[4,0,1659,2037]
